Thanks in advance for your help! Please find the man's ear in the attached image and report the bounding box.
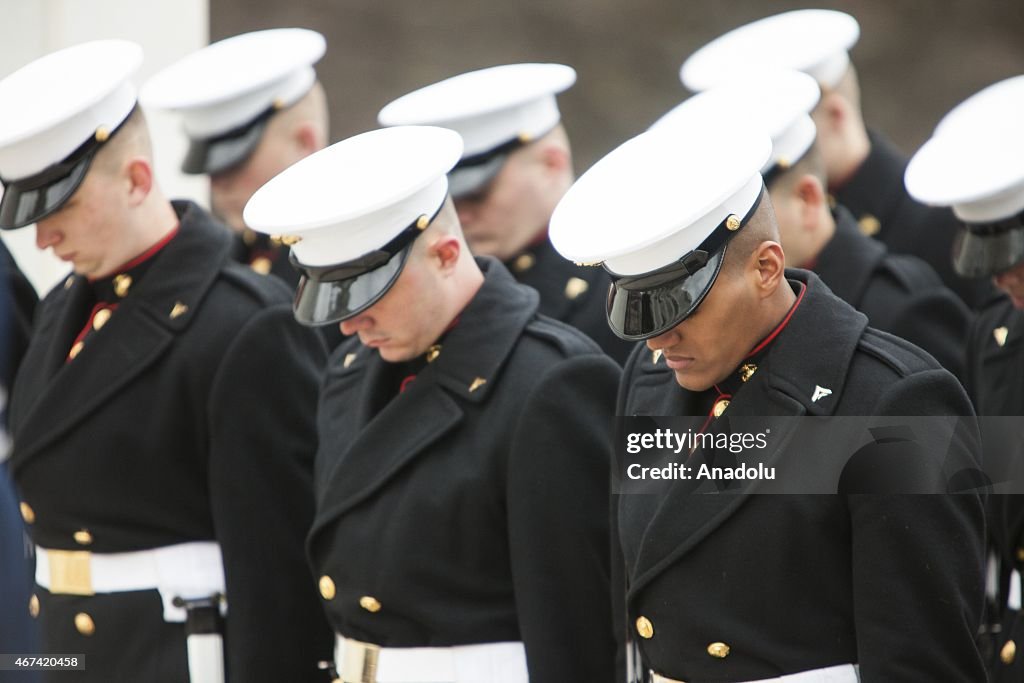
[818,90,849,132]
[427,234,461,274]
[753,240,787,298]
[295,122,323,156]
[125,157,153,205]
[539,141,571,174]
[795,173,827,229]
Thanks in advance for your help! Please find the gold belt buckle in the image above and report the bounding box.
[47,549,94,596]
[339,637,381,683]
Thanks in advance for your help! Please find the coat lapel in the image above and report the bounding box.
[311,366,465,534]
[310,257,540,537]
[976,302,1024,415]
[626,375,806,596]
[625,272,867,596]
[9,201,230,471]
[9,275,90,431]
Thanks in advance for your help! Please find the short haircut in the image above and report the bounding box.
[721,188,781,274]
[93,106,153,174]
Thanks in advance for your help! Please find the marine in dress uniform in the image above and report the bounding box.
[0,41,332,682]
[550,118,986,682]
[242,125,620,683]
[377,64,635,364]
[141,29,330,290]
[655,68,972,379]
[680,8,993,309]
[906,89,1024,680]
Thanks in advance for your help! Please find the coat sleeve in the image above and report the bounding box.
[849,369,987,682]
[207,303,334,682]
[506,353,621,683]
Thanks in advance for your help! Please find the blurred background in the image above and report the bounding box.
[212,0,1024,171]
[1,0,1023,292]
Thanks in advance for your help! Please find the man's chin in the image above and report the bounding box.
[673,368,713,393]
[376,345,415,363]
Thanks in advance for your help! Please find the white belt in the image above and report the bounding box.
[36,541,227,683]
[653,663,859,683]
[334,635,527,683]
[36,541,226,622]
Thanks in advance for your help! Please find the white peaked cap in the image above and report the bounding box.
[681,10,860,92]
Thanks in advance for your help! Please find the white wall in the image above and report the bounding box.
[0,0,209,296]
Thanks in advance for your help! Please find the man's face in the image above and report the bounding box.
[338,253,443,363]
[993,260,1024,308]
[35,168,129,279]
[453,148,553,261]
[210,126,302,232]
[645,265,755,392]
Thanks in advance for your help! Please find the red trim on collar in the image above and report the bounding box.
[66,302,118,363]
[745,281,807,358]
[92,224,180,281]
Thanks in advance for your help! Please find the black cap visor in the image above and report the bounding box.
[952,215,1024,278]
[0,155,92,229]
[0,105,137,229]
[607,247,726,340]
[605,186,765,340]
[293,244,412,326]
[183,108,273,176]
[448,155,507,199]
[288,201,444,326]
[447,126,558,200]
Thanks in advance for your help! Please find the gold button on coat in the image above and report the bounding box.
[68,341,85,360]
[113,274,132,298]
[319,575,336,601]
[1017,547,1024,563]
[92,308,112,331]
[29,594,39,618]
[635,616,654,639]
[707,642,730,658]
[73,529,93,546]
[564,277,589,300]
[75,612,95,636]
[712,399,730,417]
[858,214,881,237]
[513,253,535,273]
[250,257,272,275]
[1002,639,1017,665]
[19,502,34,524]
[359,596,382,613]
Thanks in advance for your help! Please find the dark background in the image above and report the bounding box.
[212,0,1024,173]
